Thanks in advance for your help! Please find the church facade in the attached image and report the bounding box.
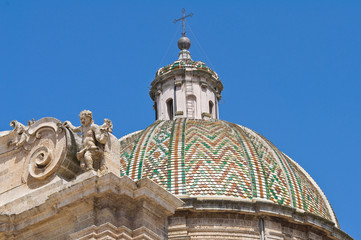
[0,15,352,240]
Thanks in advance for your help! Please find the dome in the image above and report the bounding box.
[119,118,338,227]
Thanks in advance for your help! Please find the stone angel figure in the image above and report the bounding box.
[64,110,113,173]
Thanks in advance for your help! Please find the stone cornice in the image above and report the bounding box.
[0,172,183,239]
[150,68,223,101]
[69,223,161,240]
[177,198,353,240]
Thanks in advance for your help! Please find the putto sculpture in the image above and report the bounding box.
[64,110,113,173]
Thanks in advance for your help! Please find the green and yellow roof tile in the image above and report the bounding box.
[119,118,337,226]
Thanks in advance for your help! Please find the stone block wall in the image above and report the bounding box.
[0,173,183,240]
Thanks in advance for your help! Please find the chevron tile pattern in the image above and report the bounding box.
[239,126,291,206]
[119,130,143,176]
[142,120,174,189]
[284,154,332,220]
[119,118,335,223]
[184,120,252,198]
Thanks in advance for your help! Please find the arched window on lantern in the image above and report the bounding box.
[209,100,214,117]
[154,102,158,120]
[166,98,174,120]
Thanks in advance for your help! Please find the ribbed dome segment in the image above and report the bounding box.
[119,118,337,225]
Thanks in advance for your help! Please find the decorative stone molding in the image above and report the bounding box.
[0,113,121,201]
[200,82,208,89]
[7,120,33,149]
[201,112,211,120]
[4,118,80,183]
[167,198,353,240]
[175,111,184,116]
[216,93,222,100]
[69,223,161,240]
[175,80,183,87]
[0,172,183,240]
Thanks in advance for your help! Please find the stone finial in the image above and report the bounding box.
[64,110,113,173]
[7,120,30,149]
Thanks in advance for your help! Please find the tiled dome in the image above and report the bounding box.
[119,118,338,226]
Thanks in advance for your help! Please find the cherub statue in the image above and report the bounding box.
[64,110,113,173]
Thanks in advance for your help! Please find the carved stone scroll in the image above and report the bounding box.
[6,118,81,182]
[28,118,80,181]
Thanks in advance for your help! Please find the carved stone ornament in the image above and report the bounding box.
[175,111,184,116]
[216,93,222,100]
[201,112,211,120]
[64,110,113,174]
[175,80,183,87]
[200,82,208,89]
[7,118,80,182]
[7,119,34,149]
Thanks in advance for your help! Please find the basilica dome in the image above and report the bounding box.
[0,10,351,240]
[119,118,338,227]
[116,27,350,239]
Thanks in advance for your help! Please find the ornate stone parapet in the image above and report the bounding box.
[0,112,121,208]
[0,117,80,195]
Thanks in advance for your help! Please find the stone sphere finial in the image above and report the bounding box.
[178,36,191,50]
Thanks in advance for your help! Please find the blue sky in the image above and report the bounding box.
[1,1,360,238]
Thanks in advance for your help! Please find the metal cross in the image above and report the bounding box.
[173,8,193,37]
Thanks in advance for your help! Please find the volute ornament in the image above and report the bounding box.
[6,118,79,181]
